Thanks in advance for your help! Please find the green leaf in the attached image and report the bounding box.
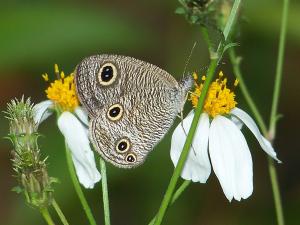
[275,114,284,122]
[223,42,239,54]
[190,15,199,24]
[175,7,186,15]
[49,177,60,184]
[43,187,55,192]
[11,186,23,194]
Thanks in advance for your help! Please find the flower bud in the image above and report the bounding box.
[5,97,57,209]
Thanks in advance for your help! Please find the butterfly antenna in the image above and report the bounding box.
[182,42,197,79]
[194,60,225,77]
[178,42,198,155]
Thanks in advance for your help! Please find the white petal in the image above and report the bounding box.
[71,157,96,189]
[231,115,243,129]
[171,111,211,183]
[209,116,253,201]
[74,107,89,126]
[33,100,54,125]
[231,108,280,162]
[58,112,101,188]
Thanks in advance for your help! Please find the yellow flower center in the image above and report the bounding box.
[43,64,79,112]
[189,71,238,118]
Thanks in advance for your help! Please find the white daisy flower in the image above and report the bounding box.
[33,65,101,189]
[171,72,280,201]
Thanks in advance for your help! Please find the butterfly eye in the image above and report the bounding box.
[98,62,117,86]
[107,103,123,121]
[116,138,131,153]
[126,153,136,163]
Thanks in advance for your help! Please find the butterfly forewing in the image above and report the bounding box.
[75,55,178,118]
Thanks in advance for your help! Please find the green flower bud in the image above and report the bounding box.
[5,97,57,210]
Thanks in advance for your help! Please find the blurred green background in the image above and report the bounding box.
[0,0,299,224]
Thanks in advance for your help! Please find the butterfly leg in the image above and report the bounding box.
[177,93,197,156]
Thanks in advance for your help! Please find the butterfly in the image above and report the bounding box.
[75,55,192,168]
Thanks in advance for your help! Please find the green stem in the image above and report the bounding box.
[52,199,70,225]
[200,26,214,58]
[65,143,97,225]
[268,158,285,225]
[222,0,240,41]
[229,47,285,225]
[267,0,289,224]
[153,57,217,225]
[153,2,241,225]
[228,48,268,135]
[40,208,55,225]
[228,1,289,224]
[148,181,191,225]
[170,180,191,205]
[99,158,111,225]
[269,0,289,140]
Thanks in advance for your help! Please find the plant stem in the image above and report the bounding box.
[200,26,214,58]
[228,0,289,223]
[228,48,268,135]
[153,56,217,225]
[148,180,191,225]
[40,208,55,225]
[222,0,240,41]
[52,199,70,225]
[99,158,111,225]
[65,143,97,225]
[170,180,191,205]
[229,47,285,225]
[268,0,289,224]
[268,158,285,225]
[153,2,241,224]
[269,0,289,140]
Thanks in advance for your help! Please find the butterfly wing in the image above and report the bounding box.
[75,54,192,168]
[90,87,184,168]
[75,54,179,118]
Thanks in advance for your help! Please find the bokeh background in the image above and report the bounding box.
[0,0,299,224]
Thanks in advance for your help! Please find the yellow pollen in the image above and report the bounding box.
[60,71,65,79]
[192,72,198,80]
[42,73,49,81]
[234,79,239,86]
[189,71,237,118]
[54,64,59,74]
[44,65,79,112]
